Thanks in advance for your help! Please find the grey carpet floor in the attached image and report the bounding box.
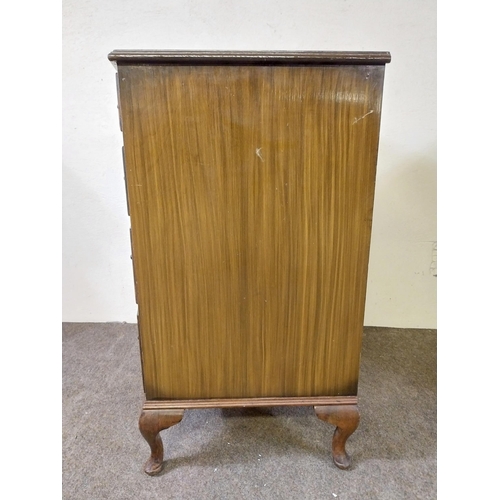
[62,323,436,500]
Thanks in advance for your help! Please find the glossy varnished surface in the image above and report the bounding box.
[118,64,385,399]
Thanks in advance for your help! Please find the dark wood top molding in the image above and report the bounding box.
[108,50,391,66]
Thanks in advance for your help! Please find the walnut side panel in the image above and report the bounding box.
[118,65,385,400]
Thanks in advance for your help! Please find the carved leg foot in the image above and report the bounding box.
[138,408,184,476]
[314,404,360,469]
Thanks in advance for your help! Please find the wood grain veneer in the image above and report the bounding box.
[111,50,390,474]
[116,61,385,401]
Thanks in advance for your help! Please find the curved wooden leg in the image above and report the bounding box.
[138,408,184,476]
[314,404,360,469]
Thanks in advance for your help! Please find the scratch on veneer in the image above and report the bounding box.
[255,148,264,162]
[352,109,374,124]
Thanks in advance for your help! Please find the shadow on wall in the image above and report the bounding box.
[363,141,437,327]
[372,141,437,244]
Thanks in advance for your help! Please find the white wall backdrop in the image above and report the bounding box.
[62,0,436,327]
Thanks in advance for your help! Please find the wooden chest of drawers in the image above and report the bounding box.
[109,50,390,474]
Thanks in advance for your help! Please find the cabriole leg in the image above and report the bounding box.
[138,408,184,475]
[314,404,360,469]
